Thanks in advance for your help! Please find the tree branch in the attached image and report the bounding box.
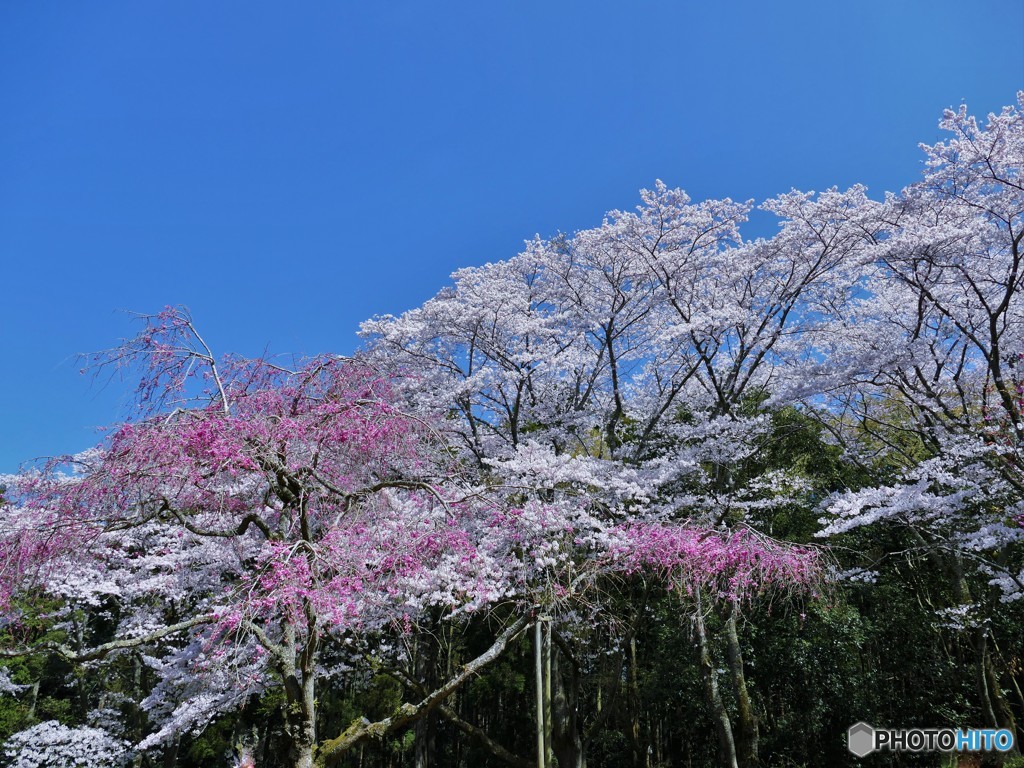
[315,613,531,766]
[0,614,216,662]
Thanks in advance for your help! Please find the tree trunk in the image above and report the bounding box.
[281,629,318,768]
[977,629,1021,755]
[695,592,739,768]
[723,608,758,768]
[161,737,179,768]
[536,621,546,768]
[293,741,316,768]
[552,646,586,768]
[543,621,554,767]
[976,626,1002,728]
[627,635,647,768]
[131,654,145,768]
[286,670,317,768]
[415,626,440,768]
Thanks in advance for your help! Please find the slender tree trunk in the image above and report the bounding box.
[544,622,554,768]
[942,554,1018,755]
[131,654,146,768]
[536,621,546,768]
[627,635,644,768]
[415,626,440,768]
[73,616,89,720]
[976,627,1001,727]
[695,591,739,768]
[980,634,1020,755]
[723,608,758,768]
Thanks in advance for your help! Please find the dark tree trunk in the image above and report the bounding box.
[161,737,179,768]
[552,647,586,768]
[414,626,440,768]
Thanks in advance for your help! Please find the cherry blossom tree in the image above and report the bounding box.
[816,96,1024,584]
[0,308,819,768]
[814,94,1024,743]
[361,180,869,767]
[1,308,529,766]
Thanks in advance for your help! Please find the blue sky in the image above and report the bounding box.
[2,1,1023,471]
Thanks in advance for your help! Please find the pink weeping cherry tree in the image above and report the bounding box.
[0,308,819,768]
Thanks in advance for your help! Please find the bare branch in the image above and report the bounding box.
[0,614,216,662]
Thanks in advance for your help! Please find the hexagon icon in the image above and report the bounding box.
[847,722,875,757]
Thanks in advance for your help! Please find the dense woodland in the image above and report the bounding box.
[2,96,1024,768]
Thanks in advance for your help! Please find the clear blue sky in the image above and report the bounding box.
[2,1,1023,471]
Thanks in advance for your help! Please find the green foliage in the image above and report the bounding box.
[184,716,234,763]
